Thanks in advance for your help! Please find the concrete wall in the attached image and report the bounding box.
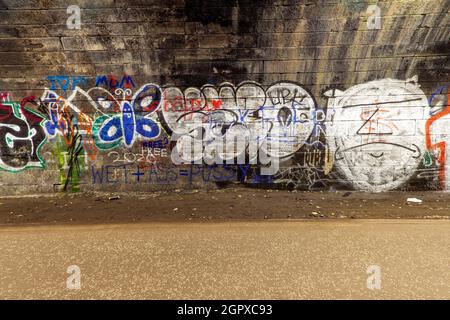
[0,0,448,194]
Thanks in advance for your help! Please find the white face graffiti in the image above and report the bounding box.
[325,76,430,192]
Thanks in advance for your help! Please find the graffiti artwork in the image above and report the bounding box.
[325,76,430,192]
[92,84,162,150]
[0,93,47,172]
[425,85,450,190]
[0,76,447,193]
[163,81,316,166]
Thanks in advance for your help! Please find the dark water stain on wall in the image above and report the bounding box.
[181,0,305,85]
[185,0,238,27]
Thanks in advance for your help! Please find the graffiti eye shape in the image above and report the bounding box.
[140,96,153,108]
[122,102,133,114]
[99,116,122,142]
[107,124,118,137]
[97,98,112,110]
[132,84,162,113]
[221,124,231,135]
[135,117,160,140]
[277,107,292,126]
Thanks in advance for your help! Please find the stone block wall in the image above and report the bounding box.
[0,0,448,194]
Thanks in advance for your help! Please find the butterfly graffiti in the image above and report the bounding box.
[92,84,163,150]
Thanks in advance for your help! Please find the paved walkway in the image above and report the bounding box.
[0,220,449,299]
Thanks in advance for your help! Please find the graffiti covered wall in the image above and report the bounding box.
[0,0,448,194]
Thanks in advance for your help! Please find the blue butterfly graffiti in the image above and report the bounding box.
[92,84,162,150]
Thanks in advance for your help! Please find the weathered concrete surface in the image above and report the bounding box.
[0,219,449,299]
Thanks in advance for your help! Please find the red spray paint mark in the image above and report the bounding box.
[425,89,450,189]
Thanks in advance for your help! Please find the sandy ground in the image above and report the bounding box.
[0,187,449,226]
[0,220,449,299]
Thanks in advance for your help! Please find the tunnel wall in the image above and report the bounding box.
[0,0,449,194]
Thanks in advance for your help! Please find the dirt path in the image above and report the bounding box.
[0,188,449,226]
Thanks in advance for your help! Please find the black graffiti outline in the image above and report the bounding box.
[342,97,423,109]
[334,142,422,161]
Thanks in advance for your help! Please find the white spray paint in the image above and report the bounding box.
[324,76,429,192]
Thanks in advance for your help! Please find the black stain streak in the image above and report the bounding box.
[181,1,303,84]
[185,0,238,27]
